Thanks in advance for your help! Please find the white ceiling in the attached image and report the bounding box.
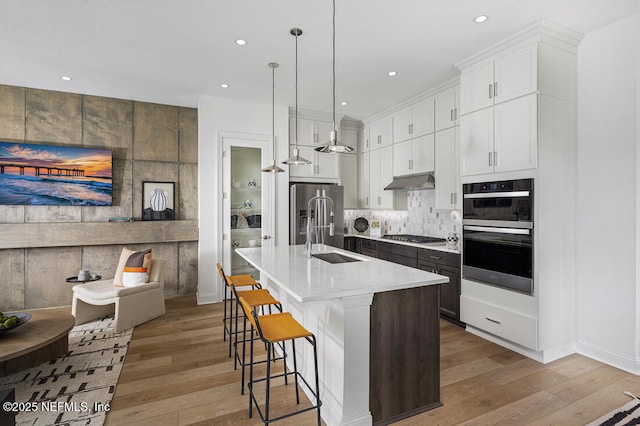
[0,0,637,120]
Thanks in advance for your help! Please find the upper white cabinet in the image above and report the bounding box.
[358,151,370,209]
[340,153,358,208]
[290,117,335,146]
[288,145,340,179]
[369,146,394,209]
[434,88,459,132]
[369,116,394,148]
[460,92,537,176]
[360,126,370,152]
[393,134,434,177]
[393,98,434,143]
[434,127,459,210]
[460,44,537,115]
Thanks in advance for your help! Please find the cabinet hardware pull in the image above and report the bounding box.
[450,193,454,204]
[494,82,498,97]
[409,159,413,170]
[454,108,458,121]
[488,152,493,166]
[494,151,498,166]
[485,317,501,325]
[378,135,381,144]
[451,109,454,122]
[489,83,494,99]
[429,255,441,260]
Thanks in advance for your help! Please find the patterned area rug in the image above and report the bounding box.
[587,392,640,426]
[0,317,131,425]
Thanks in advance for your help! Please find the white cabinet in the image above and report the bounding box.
[340,153,358,209]
[288,145,340,179]
[290,117,334,146]
[369,116,394,148]
[434,127,459,210]
[456,21,581,357]
[460,44,538,115]
[369,146,394,209]
[434,88,459,132]
[393,98,434,143]
[460,93,537,176]
[358,151,370,208]
[360,126,370,152]
[393,134,434,177]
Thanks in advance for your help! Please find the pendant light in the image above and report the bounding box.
[282,28,312,166]
[262,62,286,173]
[315,0,353,154]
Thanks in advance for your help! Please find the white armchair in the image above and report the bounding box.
[72,259,166,333]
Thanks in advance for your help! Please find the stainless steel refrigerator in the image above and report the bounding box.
[290,183,344,249]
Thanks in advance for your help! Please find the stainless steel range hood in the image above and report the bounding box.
[384,173,435,191]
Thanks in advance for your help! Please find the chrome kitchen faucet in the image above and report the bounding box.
[305,189,335,258]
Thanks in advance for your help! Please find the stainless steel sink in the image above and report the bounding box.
[312,252,362,264]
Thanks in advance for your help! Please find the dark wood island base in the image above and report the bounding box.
[370,284,442,424]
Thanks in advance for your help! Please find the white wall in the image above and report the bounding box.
[576,12,640,372]
[196,96,290,304]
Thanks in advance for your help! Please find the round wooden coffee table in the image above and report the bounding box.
[0,309,75,377]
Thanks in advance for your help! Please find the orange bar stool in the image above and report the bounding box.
[239,296,322,425]
[216,262,261,357]
[229,282,283,395]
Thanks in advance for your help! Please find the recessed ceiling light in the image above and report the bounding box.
[235,39,247,46]
[474,15,488,23]
[388,71,397,77]
[61,76,72,81]
[220,83,229,88]
[341,101,348,106]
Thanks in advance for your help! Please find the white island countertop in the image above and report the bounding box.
[235,244,449,303]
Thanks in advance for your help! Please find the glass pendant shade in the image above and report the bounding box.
[262,62,285,174]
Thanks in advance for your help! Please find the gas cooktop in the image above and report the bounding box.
[382,234,446,244]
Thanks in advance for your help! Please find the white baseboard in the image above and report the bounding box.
[577,340,640,376]
[196,291,219,305]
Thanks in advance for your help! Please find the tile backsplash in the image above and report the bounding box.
[344,190,461,238]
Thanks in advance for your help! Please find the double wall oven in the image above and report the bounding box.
[462,178,534,295]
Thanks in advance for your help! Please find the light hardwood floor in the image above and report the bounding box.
[105,295,640,425]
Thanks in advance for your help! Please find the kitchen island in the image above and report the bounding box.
[236,244,449,426]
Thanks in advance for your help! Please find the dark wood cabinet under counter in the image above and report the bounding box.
[377,241,418,268]
[360,238,377,258]
[418,248,462,326]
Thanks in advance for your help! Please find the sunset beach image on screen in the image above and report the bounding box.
[0,141,113,206]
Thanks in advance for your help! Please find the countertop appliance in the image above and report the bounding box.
[462,178,534,295]
[382,234,446,244]
[290,183,344,249]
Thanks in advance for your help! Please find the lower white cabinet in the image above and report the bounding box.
[288,145,339,179]
[434,127,459,210]
[460,295,538,350]
[392,134,434,177]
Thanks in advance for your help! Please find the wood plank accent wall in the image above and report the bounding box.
[0,84,199,310]
[0,221,198,249]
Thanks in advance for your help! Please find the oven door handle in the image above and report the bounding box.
[463,219,533,229]
[463,191,530,199]
[463,225,531,235]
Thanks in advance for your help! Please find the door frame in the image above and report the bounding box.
[219,132,275,278]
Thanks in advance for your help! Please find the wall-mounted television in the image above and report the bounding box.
[0,141,112,206]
